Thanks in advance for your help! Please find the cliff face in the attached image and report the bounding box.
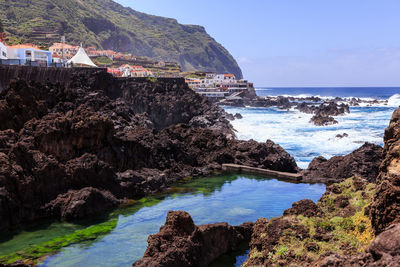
[370,107,400,234]
[0,0,242,78]
[0,66,296,232]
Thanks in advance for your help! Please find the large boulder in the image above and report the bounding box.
[44,187,120,221]
[132,211,253,267]
[301,142,383,183]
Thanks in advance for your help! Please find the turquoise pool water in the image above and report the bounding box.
[0,174,325,267]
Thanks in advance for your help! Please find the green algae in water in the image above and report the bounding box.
[0,196,165,265]
[0,174,326,266]
[0,220,118,264]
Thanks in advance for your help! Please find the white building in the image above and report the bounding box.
[6,44,52,66]
[49,43,78,59]
[200,73,237,87]
[118,64,153,77]
[0,41,7,59]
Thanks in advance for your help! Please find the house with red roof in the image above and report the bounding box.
[118,64,153,77]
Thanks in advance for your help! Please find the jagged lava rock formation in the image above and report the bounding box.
[302,142,383,183]
[132,211,253,267]
[0,66,298,231]
[370,107,400,234]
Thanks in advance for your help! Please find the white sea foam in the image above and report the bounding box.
[225,106,394,169]
[388,94,400,107]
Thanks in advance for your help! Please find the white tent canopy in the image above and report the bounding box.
[67,46,97,67]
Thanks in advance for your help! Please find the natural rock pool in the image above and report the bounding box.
[0,174,325,267]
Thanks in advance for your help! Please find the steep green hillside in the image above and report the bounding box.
[0,0,242,78]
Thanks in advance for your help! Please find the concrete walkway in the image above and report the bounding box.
[222,164,302,181]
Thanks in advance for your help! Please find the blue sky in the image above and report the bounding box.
[116,0,400,87]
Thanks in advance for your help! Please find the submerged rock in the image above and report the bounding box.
[132,211,253,267]
[336,133,349,138]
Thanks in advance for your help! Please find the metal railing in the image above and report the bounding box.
[0,59,64,67]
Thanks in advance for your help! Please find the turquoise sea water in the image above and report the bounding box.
[0,174,325,267]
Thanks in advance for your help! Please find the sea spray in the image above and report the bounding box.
[225,105,394,169]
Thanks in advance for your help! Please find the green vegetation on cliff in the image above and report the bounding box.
[244,178,376,266]
[0,0,242,77]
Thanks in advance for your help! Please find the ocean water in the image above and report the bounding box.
[224,87,400,169]
[0,174,325,267]
[256,87,400,100]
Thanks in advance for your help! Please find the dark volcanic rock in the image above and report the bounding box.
[0,67,298,231]
[132,211,253,267]
[310,115,338,126]
[44,187,120,221]
[312,224,400,266]
[296,102,316,114]
[316,102,350,117]
[370,107,400,234]
[301,142,383,183]
[336,133,349,139]
[234,113,243,119]
[283,199,322,217]
[0,261,31,267]
[296,102,350,118]
[369,224,400,260]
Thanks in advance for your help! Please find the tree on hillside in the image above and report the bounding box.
[0,18,3,32]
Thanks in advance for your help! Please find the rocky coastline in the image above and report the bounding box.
[0,65,398,267]
[134,106,400,267]
[0,66,298,233]
[220,93,387,126]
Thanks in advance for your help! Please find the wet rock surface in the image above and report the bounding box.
[0,67,298,231]
[221,94,356,125]
[221,93,386,111]
[310,115,338,126]
[132,211,253,267]
[301,142,383,183]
